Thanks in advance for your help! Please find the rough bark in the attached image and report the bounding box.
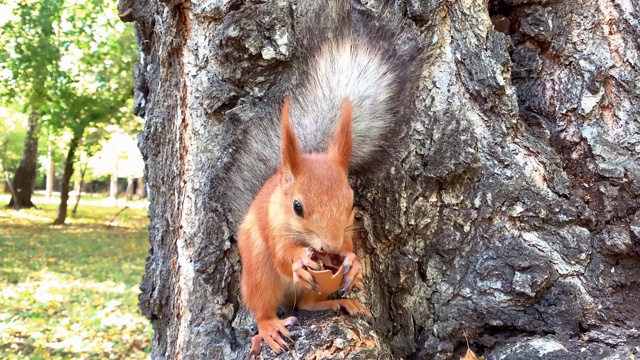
[8,111,39,209]
[124,0,640,359]
[53,133,81,225]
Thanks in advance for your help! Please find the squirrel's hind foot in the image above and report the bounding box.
[299,298,373,323]
[249,316,297,359]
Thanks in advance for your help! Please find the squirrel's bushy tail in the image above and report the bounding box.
[289,1,412,174]
[226,2,416,222]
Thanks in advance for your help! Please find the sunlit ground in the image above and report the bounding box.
[0,193,152,359]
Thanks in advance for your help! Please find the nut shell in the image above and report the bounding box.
[308,265,344,294]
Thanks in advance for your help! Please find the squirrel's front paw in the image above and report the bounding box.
[339,251,364,295]
[292,247,322,292]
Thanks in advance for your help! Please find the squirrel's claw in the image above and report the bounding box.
[249,335,262,359]
[293,260,319,292]
[293,251,321,292]
[340,251,357,274]
[304,247,322,271]
[339,252,364,294]
[251,316,297,358]
[335,298,373,320]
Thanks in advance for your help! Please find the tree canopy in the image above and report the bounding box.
[0,0,64,115]
[1,0,137,132]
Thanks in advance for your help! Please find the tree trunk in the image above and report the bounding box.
[8,111,39,209]
[53,132,81,225]
[123,0,640,359]
[74,173,81,197]
[126,176,135,201]
[46,142,54,198]
[136,176,146,199]
[72,165,87,216]
[4,171,19,210]
[109,173,118,200]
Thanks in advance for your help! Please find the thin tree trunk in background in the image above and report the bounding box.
[53,132,81,225]
[122,0,640,359]
[8,111,39,209]
[71,165,86,216]
[125,176,134,201]
[136,176,146,199]
[73,173,80,197]
[0,142,12,195]
[45,142,54,198]
[109,173,118,200]
[4,171,19,210]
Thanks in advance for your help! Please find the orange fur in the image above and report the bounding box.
[238,97,370,357]
[279,96,301,178]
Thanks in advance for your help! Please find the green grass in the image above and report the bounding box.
[0,194,152,359]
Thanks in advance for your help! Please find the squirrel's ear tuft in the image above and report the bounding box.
[280,95,301,178]
[329,97,353,172]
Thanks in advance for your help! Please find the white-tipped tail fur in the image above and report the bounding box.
[225,1,415,223]
[291,37,402,169]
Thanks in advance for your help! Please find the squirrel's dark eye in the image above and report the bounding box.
[293,199,304,218]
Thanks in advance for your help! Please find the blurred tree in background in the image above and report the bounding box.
[0,0,63,209]
[0,107,27,196]
[0,0,140,222]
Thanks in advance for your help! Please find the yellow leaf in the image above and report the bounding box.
[460,348,485,360]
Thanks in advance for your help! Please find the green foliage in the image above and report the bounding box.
[0,0,140,176]
[0,108,27,173]
[1,0,138,129]
[0,0,64,113]
[45,0,138,138]
[0,194,151,359]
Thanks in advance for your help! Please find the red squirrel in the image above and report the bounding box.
[233,2,413,357]
[238,96,370,356]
